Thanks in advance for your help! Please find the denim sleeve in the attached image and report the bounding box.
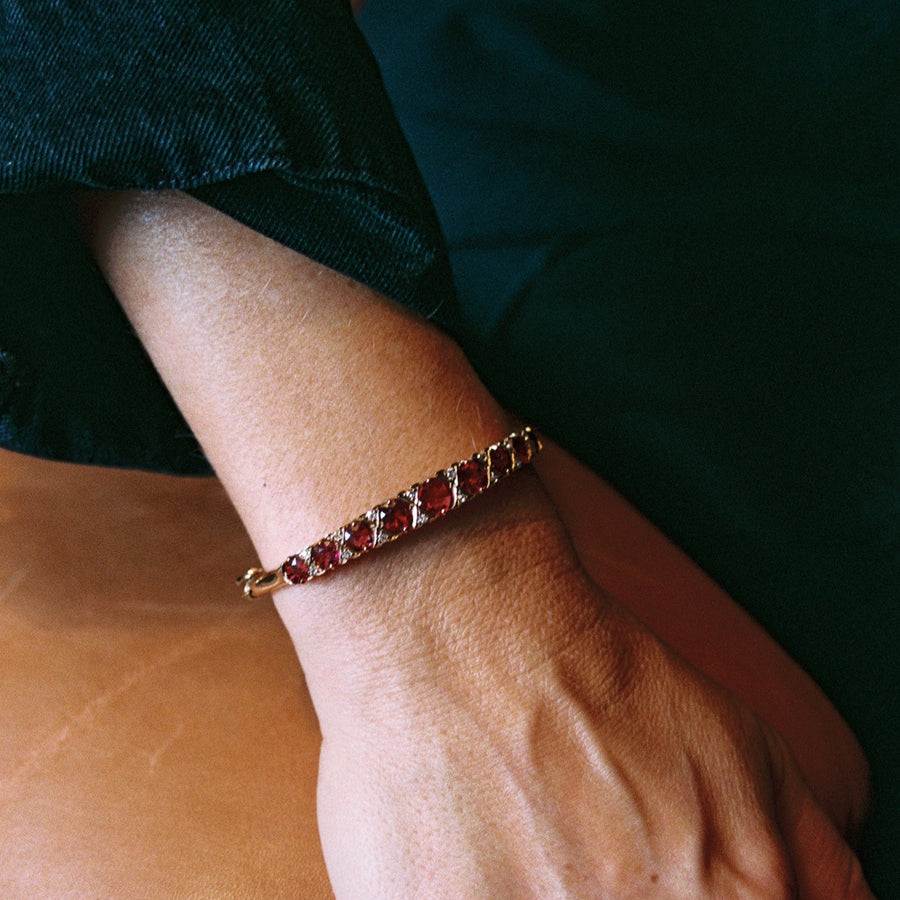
[0,0,457,473]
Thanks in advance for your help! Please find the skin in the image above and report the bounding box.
[350,0,866,830]
[78,190,872,898]
[535,444,871,839]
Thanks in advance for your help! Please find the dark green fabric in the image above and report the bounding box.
[483,224,899,886]
[361,1,899,891]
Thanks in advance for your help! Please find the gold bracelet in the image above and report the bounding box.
[238,427,542,599]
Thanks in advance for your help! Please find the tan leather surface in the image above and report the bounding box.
[0,449,332,899]
[0,445,865,897]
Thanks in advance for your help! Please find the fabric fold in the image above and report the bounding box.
[0,0,457,472]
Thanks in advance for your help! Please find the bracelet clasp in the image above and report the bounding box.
[237,567,283,600]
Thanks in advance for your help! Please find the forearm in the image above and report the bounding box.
[79,190,617,714]
[80,191,503,538]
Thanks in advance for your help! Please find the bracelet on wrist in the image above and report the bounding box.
[238,427,542,599]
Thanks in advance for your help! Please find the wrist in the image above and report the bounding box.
[78,191,633,730]
[272,469,621,727]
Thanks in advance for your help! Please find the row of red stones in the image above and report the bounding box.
[281,428,539,586]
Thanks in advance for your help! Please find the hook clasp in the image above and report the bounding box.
[237,567,283,600]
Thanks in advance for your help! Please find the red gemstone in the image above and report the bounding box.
[345,518,375,554]
[417,476,454,517]
[283,555,311,585]
[311,539,340,571]
[489,444,512,479]
[381,497,413,536]
[512,433,533,465]
[457,458,488,496]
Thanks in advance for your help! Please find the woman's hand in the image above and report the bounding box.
[80,190,873,898]
[292,484,872,899]
[535,441,871,838]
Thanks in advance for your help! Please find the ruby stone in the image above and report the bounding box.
[489,444,512,479]
[457,458,488,496]
[311,539,340,571]
[381,497,413,536]
[512,433,533,465]
[283,555,311,585]
[418,476,454,517]
[346,518,375,554]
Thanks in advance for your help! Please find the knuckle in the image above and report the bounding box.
[839,852,871,899]
[734,835,797,899]
[753,866,798,900]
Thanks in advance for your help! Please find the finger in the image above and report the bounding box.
[775,752,874,899]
